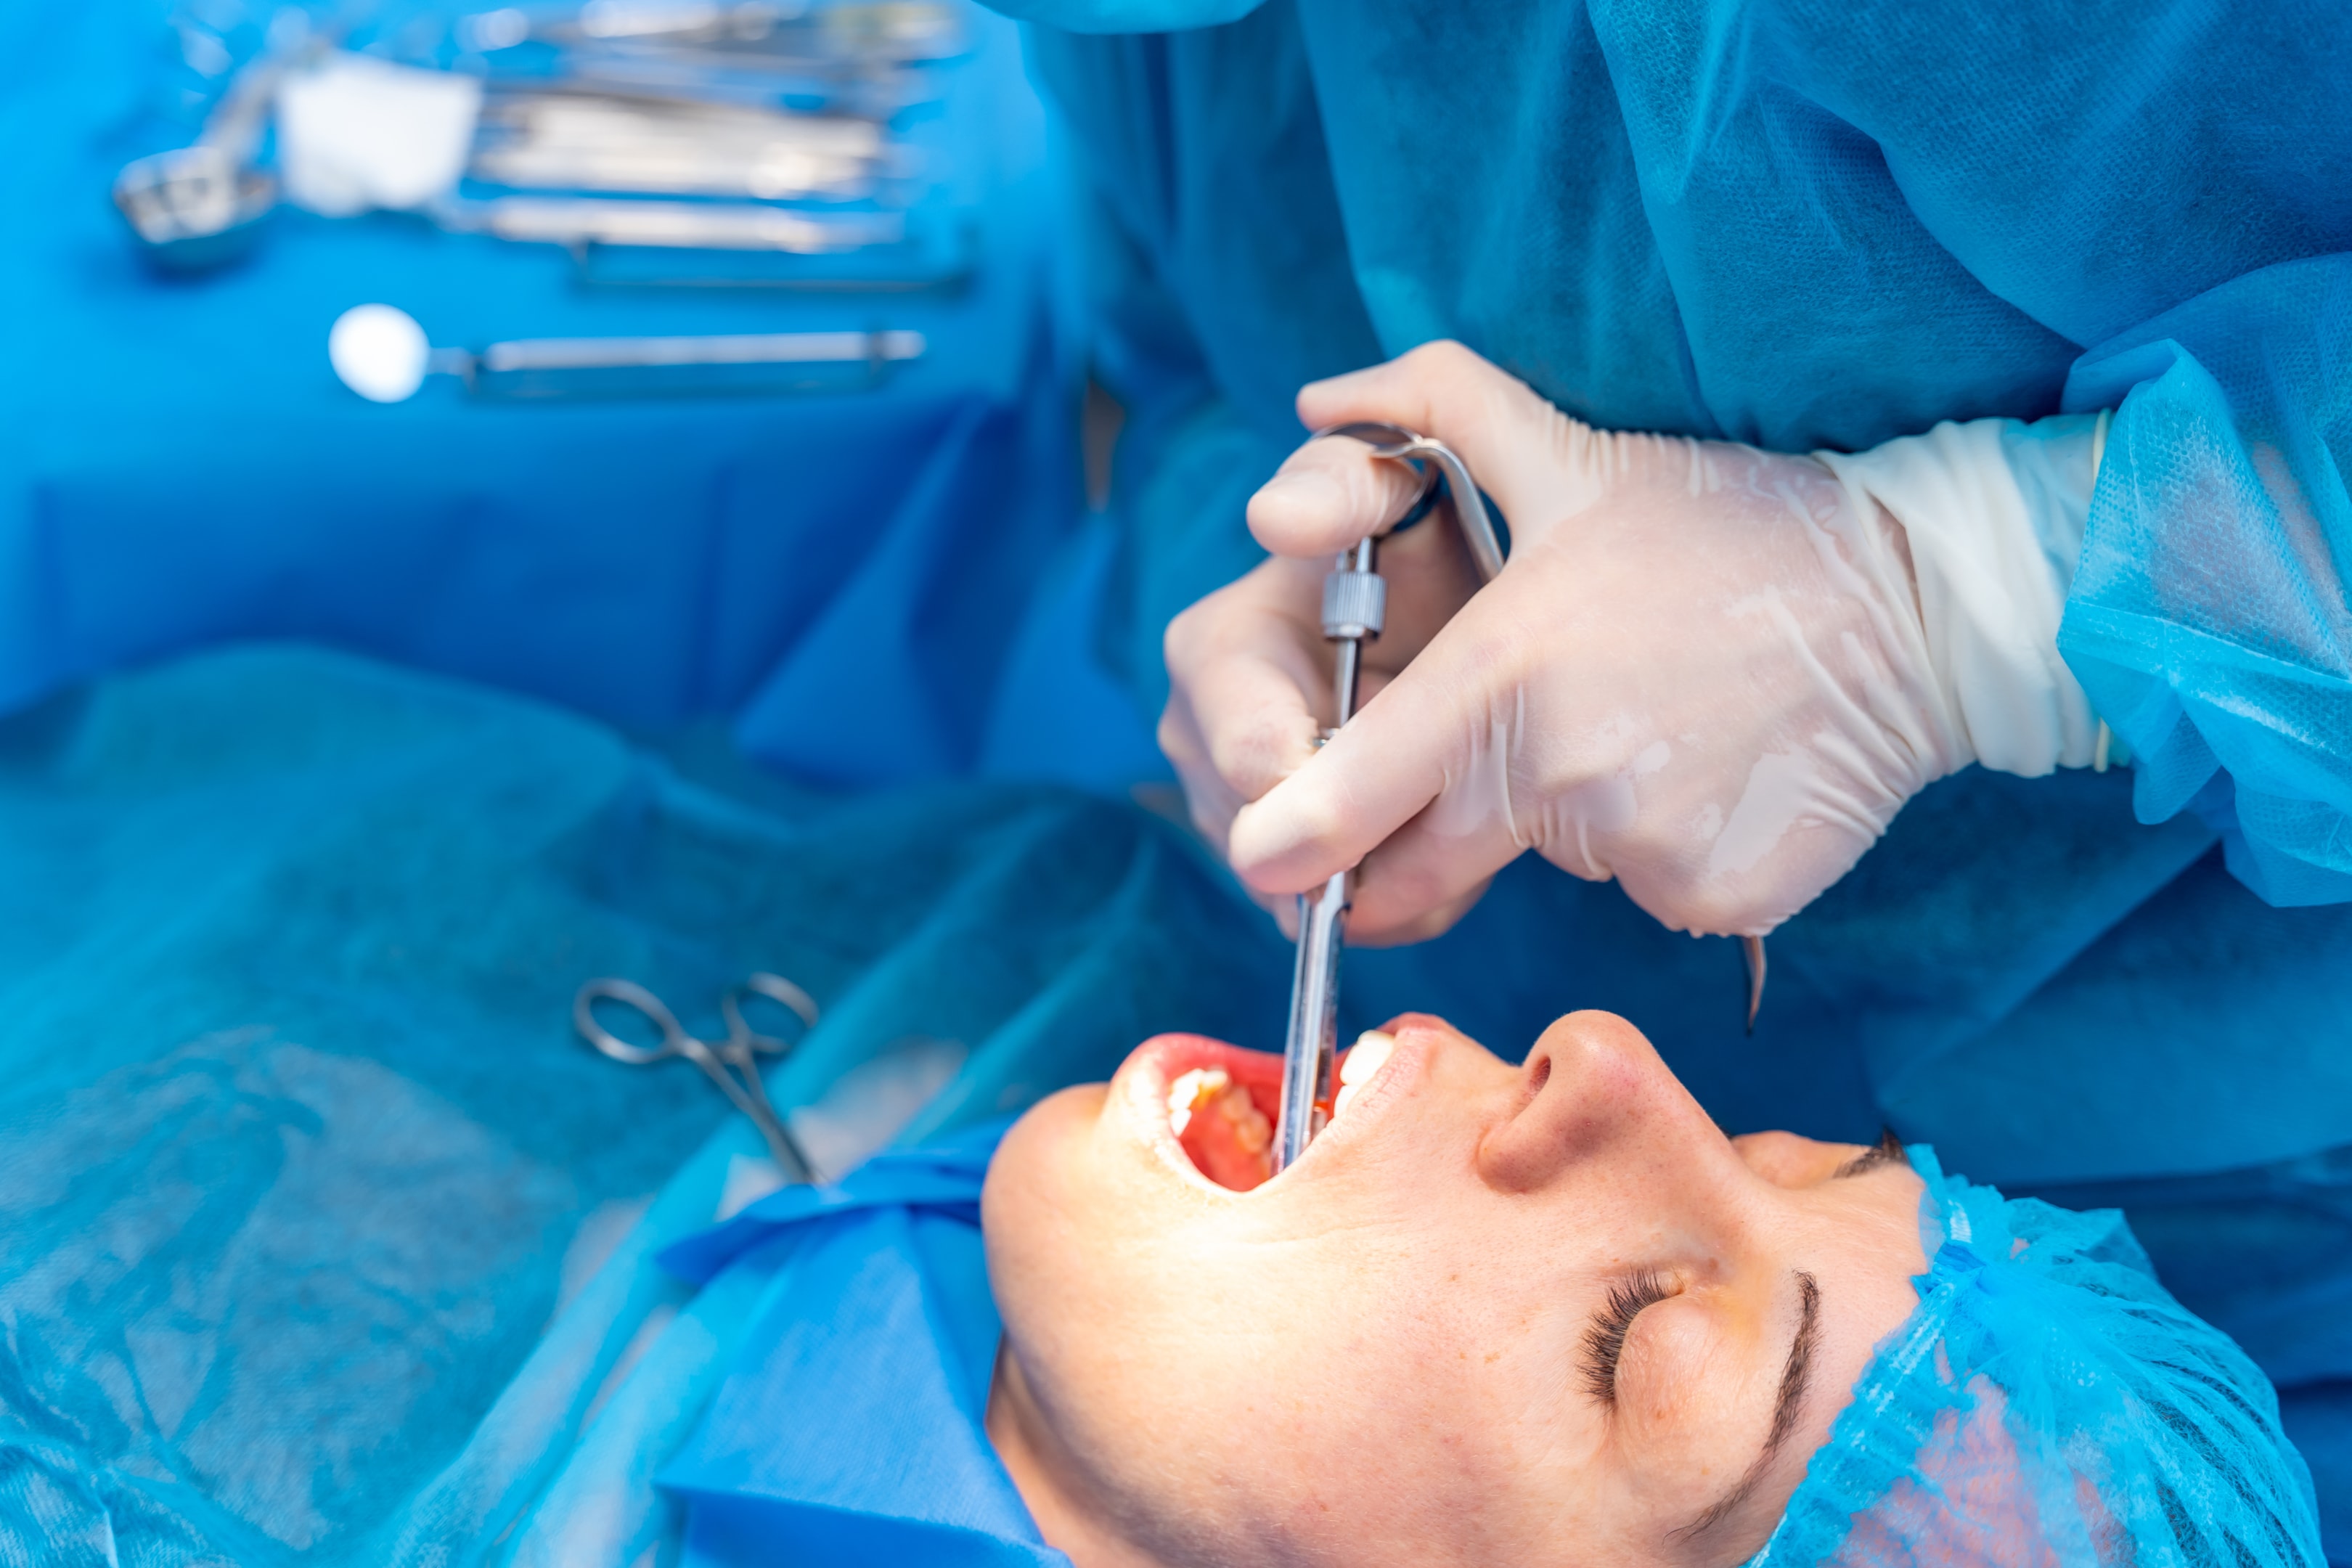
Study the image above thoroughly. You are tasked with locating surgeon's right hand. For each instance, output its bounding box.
[1158,425,1492,939]
[1160,340,1982,944]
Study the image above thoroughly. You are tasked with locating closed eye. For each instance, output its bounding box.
[1581,1269,1673,1407]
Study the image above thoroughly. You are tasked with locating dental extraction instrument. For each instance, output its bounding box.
[573,972,820,1182]
[327,302,923,402]
[1272,422,1507,1172]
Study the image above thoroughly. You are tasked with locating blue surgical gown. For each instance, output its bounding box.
[967,0,2352,1183]
[977,0,2352,1538]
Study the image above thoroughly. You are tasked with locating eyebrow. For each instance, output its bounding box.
[1833,1128,1906,1180]
[1670,1271,1821,1544]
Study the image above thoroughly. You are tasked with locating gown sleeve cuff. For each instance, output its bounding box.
[2058,256,2352,906]
[1817,415,2106,778]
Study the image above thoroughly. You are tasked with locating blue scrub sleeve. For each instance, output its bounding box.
[1021,13,1387,719]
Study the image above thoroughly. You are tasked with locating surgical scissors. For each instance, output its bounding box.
[573,973,819,1183]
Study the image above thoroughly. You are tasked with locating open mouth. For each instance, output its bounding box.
[1146,1031,1401,1192]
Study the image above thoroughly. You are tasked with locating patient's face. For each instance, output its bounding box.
[982,1013,1927,1568]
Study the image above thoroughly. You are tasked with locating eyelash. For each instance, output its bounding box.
[1582,1270,1674,1407]
[1834,1128,1907,1180]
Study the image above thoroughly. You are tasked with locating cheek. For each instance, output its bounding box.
[983,1086,1164,1362]
[1013,1242,1374,1556]
[1302,1294,1583,1562]
[981,1089,1101,1271]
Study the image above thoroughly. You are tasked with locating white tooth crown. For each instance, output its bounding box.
[1333,1030,1397,1119]
[1167,1067,1228,1137]
[1167,1066,1274,1162]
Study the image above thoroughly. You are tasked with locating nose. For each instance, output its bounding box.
[1474,1010,1739,1197]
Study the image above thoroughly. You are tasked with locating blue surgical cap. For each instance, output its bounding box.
[1751,1147,2325,1568]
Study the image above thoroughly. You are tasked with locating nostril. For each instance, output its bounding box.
[1480,1045,1573,1194]
[1525,1051,1551,1097]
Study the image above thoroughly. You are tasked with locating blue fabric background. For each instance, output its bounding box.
[654,1127,1065,1568]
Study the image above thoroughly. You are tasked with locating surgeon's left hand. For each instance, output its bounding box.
[1184,341,1973,942]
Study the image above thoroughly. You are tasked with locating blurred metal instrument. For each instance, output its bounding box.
[460,0,965,115]
[471,89,900,201]
[1272,423,1508,1172]
[443,192,904,251]
[574,973,820,1181]
[113,16,330,269]
[447,324,925,396]
[463,0,965,69]
[328,301,923,401]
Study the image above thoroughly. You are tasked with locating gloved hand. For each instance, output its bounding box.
[1160,340,1983,942]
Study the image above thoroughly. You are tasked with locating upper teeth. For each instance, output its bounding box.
[1332,1030,1396,1119]
[1167,1066,1273,1164]
[1167,1067,1228,1137]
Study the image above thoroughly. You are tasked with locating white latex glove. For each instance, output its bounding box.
[1160,341,2102,943]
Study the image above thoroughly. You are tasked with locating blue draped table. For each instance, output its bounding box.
[0,0,1124,789]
